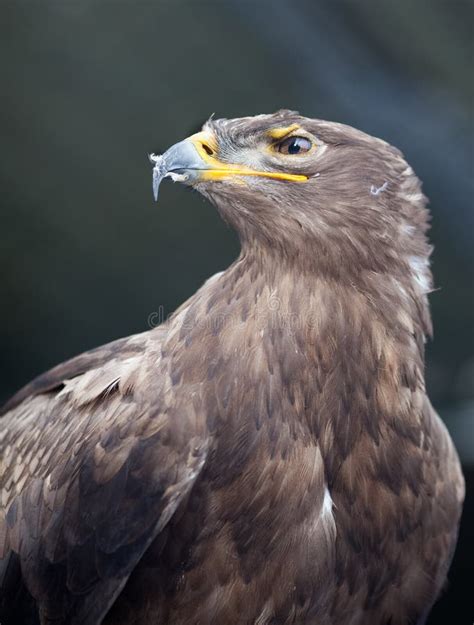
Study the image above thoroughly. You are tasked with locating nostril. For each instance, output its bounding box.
[202,143,214,156]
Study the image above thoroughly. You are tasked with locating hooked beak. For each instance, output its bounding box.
[149,130,308,201]
[149,139,206,201]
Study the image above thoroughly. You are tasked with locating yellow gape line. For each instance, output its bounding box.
[190,131,308,183]
[199,169,308,182]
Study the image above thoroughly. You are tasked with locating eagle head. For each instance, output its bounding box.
[150,110,432,297]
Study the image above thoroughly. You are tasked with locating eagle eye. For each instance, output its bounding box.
[275,136,312,155]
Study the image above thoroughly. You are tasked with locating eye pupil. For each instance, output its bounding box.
[288,138,301,154]
[276,136,312,155]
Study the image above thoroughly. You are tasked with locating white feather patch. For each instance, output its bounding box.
[408,255,431,293]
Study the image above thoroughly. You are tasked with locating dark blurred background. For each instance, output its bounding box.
[0,1,472,622]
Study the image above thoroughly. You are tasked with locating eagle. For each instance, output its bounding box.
[0,111,464,625]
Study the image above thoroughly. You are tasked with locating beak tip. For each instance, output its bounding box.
[152,166,162,201]
[153,176,160,201]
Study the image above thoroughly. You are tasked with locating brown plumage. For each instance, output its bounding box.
[0,111,464,625]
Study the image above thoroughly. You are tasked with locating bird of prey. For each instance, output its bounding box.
[0,111,464,625]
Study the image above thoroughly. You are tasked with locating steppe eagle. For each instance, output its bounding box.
[0,111,464,625]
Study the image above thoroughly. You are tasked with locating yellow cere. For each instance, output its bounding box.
[189,130,308,184]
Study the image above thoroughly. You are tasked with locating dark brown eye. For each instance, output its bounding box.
[276,136,312,155]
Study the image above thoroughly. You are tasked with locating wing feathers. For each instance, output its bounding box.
[0,329,210,624]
